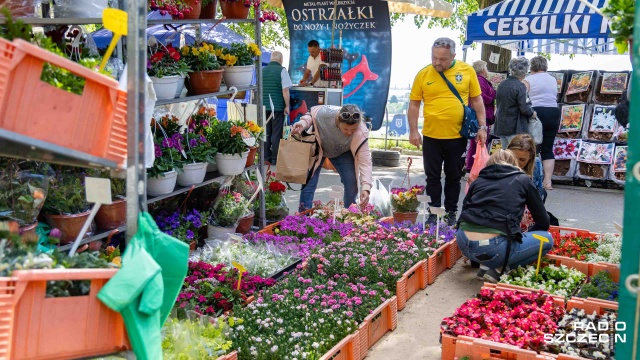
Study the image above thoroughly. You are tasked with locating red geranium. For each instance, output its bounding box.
[269,181,286,193]
[547,232,599,260]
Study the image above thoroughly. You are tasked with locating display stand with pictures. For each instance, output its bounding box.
[563,70,596,104]
[610,145,627,185]
[551,138,580,181]
[593,71,629,105]
[575,140,614,180]
[585,105,617,141]
[548,71,567,103]
[486,72,507,90]
[557,103,587,139]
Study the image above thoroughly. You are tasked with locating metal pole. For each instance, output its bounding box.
[125,0,148,242]
[331,0,337,47]
[255,6,266,229]
[384,107,389,151]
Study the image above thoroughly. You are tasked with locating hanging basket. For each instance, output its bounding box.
[220,0,250,19]
[147,170,178,196]
[215,151,249,176]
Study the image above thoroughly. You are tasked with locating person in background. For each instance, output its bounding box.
[456,149,553,283]
[507,134,545,199]
[292,104,372,211]
[408,37,487,226]
[262,51,293,166]
[298,40,328,88]
[493,57,536,149]
[465,60,496,175]
[523,56,561,190]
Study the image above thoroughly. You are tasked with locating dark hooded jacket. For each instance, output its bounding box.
[458,164,550,239]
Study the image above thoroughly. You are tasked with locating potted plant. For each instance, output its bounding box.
[230,176,257,234]
[602,0,634,56]
[389,185,425,224]
[215,42,261,87]
[207,189,250,238]
[94,171,126,231]
[188,105,219,172]
[148,115,185,196]
[181,42,224,95]
[200,0,217,18]
[177,131,217,186]
[147,43,191,100]
[42,171,92,244]
[218,0,257,19]
[0,158,53,235]
[155,208,207,250]
[240,120,265,167]
[253,172,288,225]
[207,120,251,175]
[148,0,194,19]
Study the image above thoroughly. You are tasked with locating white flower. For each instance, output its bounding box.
[271,345,279,352]
[312,342,320,349]
[256,337,262,342]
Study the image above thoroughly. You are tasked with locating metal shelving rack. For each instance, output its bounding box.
[0,3,266,243]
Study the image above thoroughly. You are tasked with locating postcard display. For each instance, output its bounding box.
[487,70,630,186]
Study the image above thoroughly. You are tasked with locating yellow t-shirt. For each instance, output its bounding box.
[410,60,482,139]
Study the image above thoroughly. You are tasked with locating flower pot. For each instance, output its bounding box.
[245,146,258,167]
[19,222,37,237]
[190,240,196,251]
[392,211,418,224]
[44,211,94,244]
[207,224,236,240]
[88,240,103,252]
[200,0,217,18]
[177,162,207,186]
[206,159,218,172]
[235,213,254,234]
[222,65,254,88]
[147,170,178,196]
[94,199,126,230]
[175,75,186,98]
[215,151,249,176]
[150,75,182,100]
[188,70,223,95]
[182,0,202,19]
[220,0,250,19]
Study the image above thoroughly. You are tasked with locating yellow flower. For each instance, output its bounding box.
[249,42,261,56]
[181,47,189,55]
[215,49,223,57]
[191,48,199,56]
[224,54,237,66]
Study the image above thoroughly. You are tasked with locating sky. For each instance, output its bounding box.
[276,15,632,90]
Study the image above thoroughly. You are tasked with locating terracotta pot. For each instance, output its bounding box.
[44,211,94,244]
[95,199,126,231]
[392,211,418,224]
[19,222,37,237]
[236,213,254,234]
[88,240,103,252]
[220,0,250,19]
[190,240,196,251]
[188,70,223,95]
[172,0,202,19]
[245,146,258,167]
[200,0,217,18]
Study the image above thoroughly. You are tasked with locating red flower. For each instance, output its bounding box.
[269,181,286,193]
[150,52,165,63]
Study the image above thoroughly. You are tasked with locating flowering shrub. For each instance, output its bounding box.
[209,190,250,228]
[155,209,207,244]
[499,265,586,299]
[390,185,425,212]
[441,289,564,350]
[547,232,599,261]
[576,270,619,301]
[546,308,616,358]
[162,316,239,359]
[231,273,388,359]
[274,215,353,244]
[245,232,323,259]
[585,233,621,264]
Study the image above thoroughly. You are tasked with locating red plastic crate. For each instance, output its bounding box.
[364,296,398,349]
[0,38,127,167]
[427,242,451,284]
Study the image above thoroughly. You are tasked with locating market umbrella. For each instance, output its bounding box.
[265,0,454,18]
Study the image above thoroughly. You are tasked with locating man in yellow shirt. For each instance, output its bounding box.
[408,37,487,226]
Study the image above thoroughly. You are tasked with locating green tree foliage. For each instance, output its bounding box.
[228,4,289,49]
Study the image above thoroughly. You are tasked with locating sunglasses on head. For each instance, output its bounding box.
[433,41,451,48]
[340,112,361,121]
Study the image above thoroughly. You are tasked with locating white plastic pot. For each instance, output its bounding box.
[177,162,207,186]
[207,224,237,240]
[147,170,177,196]
[222,65,254,88]
[206,159,218,172]
[150,75,182,100]
[214,151,249,176]
[175,75,186,98]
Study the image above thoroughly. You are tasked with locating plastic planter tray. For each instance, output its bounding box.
[319,333,358,360]
[268,257,303,282]
[361,296,398,351]
[395,259,427,311]
[546,225,616,278]
[590,262,620,282]
[566,297,618,315]
[0,38,127,167]
[441,334,556,360]
[427,242,452,285]
[2,268,129,360]
[482,283,566,307]
[216,351,238,360]
[449,238,461,267]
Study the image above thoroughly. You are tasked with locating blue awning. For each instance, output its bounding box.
[464,0,618,55]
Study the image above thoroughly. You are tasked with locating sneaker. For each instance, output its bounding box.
[445,212,457,227]
[426,214,438,227]
[482,269,501,283]
[476,265,489,280]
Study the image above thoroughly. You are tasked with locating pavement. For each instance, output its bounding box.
[280,154,625,360]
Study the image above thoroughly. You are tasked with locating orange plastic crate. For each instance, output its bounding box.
[566,297,618,315]
[451,335,554,360]
[364,296,398,349]
[396,275,407,311]
[216,351,238,360]
[482,283,566,308]
[405,259,428,303]
[427,242,451,284]
[590,262,620,282]
[0,39,127,167]
[4,269,129,360]
[354,322,368,360]
[546,225,605,278]
[319,333,357,360]
[448,239,460,268]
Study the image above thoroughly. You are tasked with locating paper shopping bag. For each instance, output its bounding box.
[275,137,312,184]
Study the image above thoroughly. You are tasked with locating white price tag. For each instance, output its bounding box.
[429,207,446,216]
[331,185,344,192]
[85,177,112,205]
[329,191,342,199]
[417,195,431,203]
[613,221,623,233]
[489,52,500,64]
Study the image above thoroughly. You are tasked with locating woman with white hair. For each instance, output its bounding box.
[493,57,536,148]
[466,60,497,173]
[524,56,560,190]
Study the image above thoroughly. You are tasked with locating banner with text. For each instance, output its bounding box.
[282,0,391,131]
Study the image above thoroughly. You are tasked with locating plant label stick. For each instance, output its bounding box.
[329,190,342,222]
[417,195,431,226]
[100,8,128,73]
[69,178,112,256]
[430,207,446,239]
[232,261,247,290]
[533,234,550,277]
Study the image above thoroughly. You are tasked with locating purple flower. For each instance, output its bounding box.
[189,138,198,148]
[161,138,173,149]
[186,230,194,239]
[154,144,162,157]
